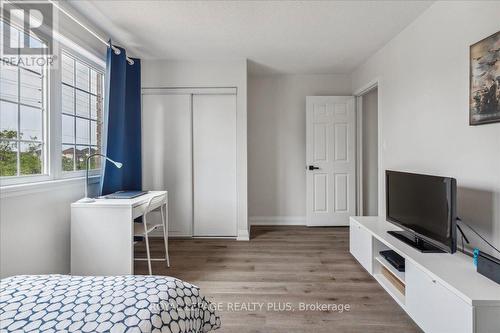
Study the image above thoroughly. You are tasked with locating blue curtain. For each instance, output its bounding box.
[101,45,142,195]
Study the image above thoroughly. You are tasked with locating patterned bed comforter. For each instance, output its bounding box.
[0,275,220,333]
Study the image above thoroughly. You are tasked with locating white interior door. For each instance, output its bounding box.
[306,96,356,226]
[142,94,193,237]
[193,94,237,236]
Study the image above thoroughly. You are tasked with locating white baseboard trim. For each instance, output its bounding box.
[249,216,306,226]
[236,229,250,241]
[147,230,192,238]
[148,230,241,239]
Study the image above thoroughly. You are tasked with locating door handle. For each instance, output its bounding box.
[308,165,320,171]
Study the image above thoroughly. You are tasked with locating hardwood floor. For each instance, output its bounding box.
[134,226,422,333]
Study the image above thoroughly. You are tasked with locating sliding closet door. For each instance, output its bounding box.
[142,94,193,236]
[193,94,237,236]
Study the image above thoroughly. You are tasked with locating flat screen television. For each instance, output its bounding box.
[386,170,457,253]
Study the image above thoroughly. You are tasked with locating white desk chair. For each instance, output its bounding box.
[134,193,170,274]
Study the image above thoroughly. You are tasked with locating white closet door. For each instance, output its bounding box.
[142,94,193,237]
[193,94,237,237]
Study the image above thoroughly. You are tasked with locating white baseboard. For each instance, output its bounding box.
[249,216,306,226]
[148,217,305,240]
[148,230,240,239]
[236,229,250,241]
[147,230,192,238]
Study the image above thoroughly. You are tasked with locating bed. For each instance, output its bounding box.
[0,275,221,332]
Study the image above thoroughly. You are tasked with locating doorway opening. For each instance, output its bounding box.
[356,86,379,216]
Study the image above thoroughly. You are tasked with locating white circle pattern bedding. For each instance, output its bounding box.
[0,275,221,333]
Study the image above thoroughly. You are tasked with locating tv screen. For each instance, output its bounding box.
[386,170,457,253]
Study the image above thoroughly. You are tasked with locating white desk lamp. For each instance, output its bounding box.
[79,153,123,203]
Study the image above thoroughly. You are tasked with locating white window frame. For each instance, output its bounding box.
[58,48,104,179]
[0,63,50,182]
[0,20,51,186]
[0,24,106,187]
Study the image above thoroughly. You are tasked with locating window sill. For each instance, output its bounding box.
[0,175,101,199]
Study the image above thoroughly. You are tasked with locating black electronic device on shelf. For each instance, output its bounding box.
[379,250,405,272]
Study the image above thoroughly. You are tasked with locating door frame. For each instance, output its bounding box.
[354,78,380,217]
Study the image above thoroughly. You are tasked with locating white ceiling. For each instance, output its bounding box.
[67,0,433,75]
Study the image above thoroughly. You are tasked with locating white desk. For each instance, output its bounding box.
[71,191,167,275]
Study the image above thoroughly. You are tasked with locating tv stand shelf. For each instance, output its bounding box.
[349,216,500,333]
[374,271,405,306]
[374,255,405,283]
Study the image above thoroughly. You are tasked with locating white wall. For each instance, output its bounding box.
[141,60,249,240]
[362,88,378,216]
[0,181,99,278]
[352,1,500,252]
[0,3,106,278]
[248,74,351,224]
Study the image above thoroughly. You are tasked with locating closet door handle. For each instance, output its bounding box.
[308,165,320,171]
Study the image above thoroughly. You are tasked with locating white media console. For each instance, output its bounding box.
[349,216,500,333]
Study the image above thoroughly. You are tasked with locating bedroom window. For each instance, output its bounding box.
[0,22,47,177]
[0,16,106,187]
[61,51,104,172]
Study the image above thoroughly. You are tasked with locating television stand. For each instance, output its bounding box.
[350,216,500,333]
[387,230,445,253]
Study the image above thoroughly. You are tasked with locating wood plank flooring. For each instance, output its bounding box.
[134,226,422,333]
